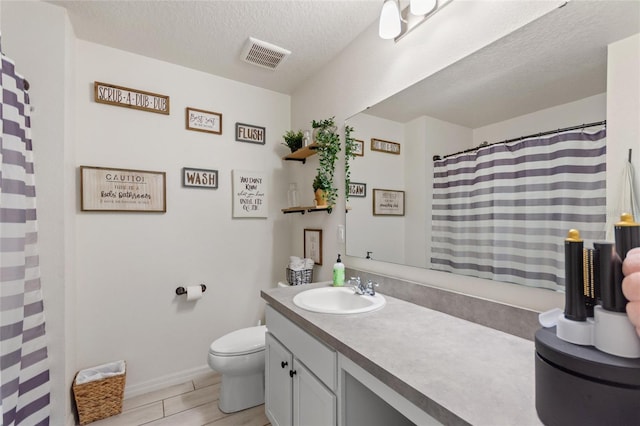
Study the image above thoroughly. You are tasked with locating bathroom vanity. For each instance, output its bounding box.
[261,282,541,426]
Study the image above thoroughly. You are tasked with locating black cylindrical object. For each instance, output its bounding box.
[535,327,640,426]
[604,213,640,313]
[564,229,586,321]
[614,213,640,261]
[593,242,624,312]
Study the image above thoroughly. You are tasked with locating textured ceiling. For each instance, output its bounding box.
[47,0,382,95]
[365,1,640,128]
[46,1,639,127]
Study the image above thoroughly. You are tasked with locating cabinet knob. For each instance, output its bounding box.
[281,361,288,369]
[289,369,297,378]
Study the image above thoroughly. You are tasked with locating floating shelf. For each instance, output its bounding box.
[281,205,332,215]
[282,143,319,164]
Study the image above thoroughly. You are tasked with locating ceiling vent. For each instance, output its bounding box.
[241,37,291,70]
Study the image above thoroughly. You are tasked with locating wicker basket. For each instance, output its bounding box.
[286,268,313,285]
[73,363,126,425]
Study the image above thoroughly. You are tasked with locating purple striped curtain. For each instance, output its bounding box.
[1,48,51,424]
[431,128,607,290]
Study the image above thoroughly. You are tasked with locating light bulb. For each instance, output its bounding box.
[410,0,437,16]
[379,0,401,40]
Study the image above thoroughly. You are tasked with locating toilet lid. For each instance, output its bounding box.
[209,325,267,356]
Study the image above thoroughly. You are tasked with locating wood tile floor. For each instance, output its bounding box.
[87,371,270,426]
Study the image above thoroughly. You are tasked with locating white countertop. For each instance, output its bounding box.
[262,282,542,426]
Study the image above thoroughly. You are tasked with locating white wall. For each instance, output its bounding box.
[403,117,429,268]
[74,40,291,396]
[2,2,293,419]
[290,1,567,310]
[607,33,640,235]
[345,113,405,264]
[473,93,606,144]
[2,2,76,424]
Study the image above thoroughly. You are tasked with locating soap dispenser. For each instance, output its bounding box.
[333,254,345,287]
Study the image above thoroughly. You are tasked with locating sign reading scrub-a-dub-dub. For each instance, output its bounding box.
[232,170,267,218]
[94,82,170,115]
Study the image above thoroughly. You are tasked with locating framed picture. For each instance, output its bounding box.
[182,167,218,189]
[186,107,222,134]
[232,170,268,218]
[371,138,401,155]
[348,182,367,198]
[94,81,170,115]
[235,122,266,145]
[304,228,323,265]
[353,139,364,156]
[373,188,405,216]
[80,166,166,212]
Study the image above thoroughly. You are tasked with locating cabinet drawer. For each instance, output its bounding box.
[266,305,337,390]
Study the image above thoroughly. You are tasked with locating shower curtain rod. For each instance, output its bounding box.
[433,120,606,161]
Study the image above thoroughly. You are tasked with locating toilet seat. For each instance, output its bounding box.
[209,325,267,356]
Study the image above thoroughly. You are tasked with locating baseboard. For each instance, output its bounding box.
[123,364,212,400]
[66,411,76,426]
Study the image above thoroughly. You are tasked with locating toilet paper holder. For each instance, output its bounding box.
[175,284,207,296]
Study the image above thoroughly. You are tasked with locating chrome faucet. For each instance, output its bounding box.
[348,277,378,296]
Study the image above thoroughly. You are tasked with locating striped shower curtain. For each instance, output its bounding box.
[1,47,51,424]
[431,128,607,290]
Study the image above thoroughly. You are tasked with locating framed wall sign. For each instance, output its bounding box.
[304,228,323,265]
[353,139,364,156]
[235,122,266,145]
[80,166,166,212]
[94,81,170,115]
[373,188,405,216]
[183,167,218,189]
[186,107,222,134]
[348,182,367,198]
[371,138,401,155]
[232,170,268,218]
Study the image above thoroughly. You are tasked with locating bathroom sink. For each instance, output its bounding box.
[292,286,386,314]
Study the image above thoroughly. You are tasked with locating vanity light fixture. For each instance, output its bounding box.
[378,0,402,40]
[410,0,437,16]
[378,0,454,41]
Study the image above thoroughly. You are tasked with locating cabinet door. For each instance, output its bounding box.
[266,333,294,426]
[293,360,337,426]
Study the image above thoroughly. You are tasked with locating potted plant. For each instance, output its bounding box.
[312,174,331,207]
[282,130,304,153]
[312,117,340,207]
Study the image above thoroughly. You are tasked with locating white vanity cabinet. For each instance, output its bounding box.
[265,305,337,426]
[265,333,293,426]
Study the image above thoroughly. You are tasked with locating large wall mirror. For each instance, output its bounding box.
[345,1,639,290]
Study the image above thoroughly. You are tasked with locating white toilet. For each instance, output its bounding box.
[207,325,267,413]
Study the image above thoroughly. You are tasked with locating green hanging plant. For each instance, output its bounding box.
[344,124,357,202]
[312,117,340,207]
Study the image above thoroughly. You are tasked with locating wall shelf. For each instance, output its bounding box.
[281,206,332,215]
[282,143,318,164]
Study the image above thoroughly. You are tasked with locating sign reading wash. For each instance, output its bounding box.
[232,170,267,218]
[183,168,218,189]
[94,81,170,115]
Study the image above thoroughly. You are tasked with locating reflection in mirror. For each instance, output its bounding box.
[345,2,640,290]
